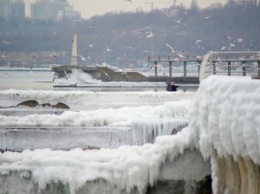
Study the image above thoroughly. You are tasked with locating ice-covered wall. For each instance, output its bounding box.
[0,129,203,194]
[189,75,260,194]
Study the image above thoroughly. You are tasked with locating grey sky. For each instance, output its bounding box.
[26,0,227,19]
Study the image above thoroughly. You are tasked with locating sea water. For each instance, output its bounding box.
[0,70,54,90]
[0,70,198,92]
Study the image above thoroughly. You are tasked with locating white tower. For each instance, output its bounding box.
[71,34,78,66]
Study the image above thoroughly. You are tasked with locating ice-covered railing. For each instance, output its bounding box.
[199,51,260,82]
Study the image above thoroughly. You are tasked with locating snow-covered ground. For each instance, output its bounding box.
[0,75,259,194]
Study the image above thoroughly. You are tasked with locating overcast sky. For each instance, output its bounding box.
[26,0,227,19]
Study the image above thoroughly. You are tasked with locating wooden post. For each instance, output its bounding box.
[154,61,157,77]
[228,61,231,76]
[213,62,216,75]
[184,61,187,77]
[242,62,246,76]
[169,61,172,78]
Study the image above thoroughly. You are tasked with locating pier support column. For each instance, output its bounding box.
[242,62,246,76]
[169,62,172,78]
[154,62,158,77]
[184,61,187,77]
[213,62,216,75]
[228,61,231,76]
[258,61,260,78]
[213,151,260,194]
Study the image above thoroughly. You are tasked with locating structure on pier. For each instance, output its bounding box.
[148,51,260,82]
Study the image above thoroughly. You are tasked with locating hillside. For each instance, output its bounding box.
[0,3,259,68]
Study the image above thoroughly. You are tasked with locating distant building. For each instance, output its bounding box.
[31,0,81,21]
[0,0,25,20]
[63,5,81,21]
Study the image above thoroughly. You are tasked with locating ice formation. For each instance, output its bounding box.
[0,75,259,194]
[0,100,191,128]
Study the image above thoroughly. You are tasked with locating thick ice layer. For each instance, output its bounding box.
[0,109,64,116]
[190,76,260,163]
[0,97,193,194]
[132,118,187,145]
[0,91,191,154]
[0,127,133,151]
[0,100,191,128]
[188,75,260,193]
[0,119,187,151]
[0,75,259,194]
[0,127,196,194]
[0,149,210,194]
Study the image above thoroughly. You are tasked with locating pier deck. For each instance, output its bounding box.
[148,51,260,80]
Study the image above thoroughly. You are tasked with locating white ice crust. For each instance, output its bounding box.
[0,75,259,194]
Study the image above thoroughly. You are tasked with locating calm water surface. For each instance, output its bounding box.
[0,71,54,90]
[0,71,163,91]
[0,70,198,92]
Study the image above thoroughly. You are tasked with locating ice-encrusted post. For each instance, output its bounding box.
[169,61,172,78]
[154,61,158,77]
[183,61,187,77]
[228,61,231,76]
